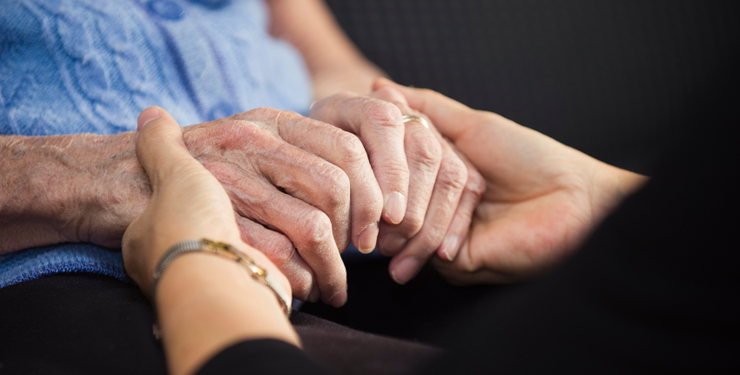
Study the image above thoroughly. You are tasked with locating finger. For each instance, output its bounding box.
[387,144,468,284]
[186,116,354,253]
[369,87,442,256]
[436,152,487,261]
[373,77,478,142]
[252,109,383,254]
[375,121,440,256]
[235,240,294,309]
[311,93,410,225]
[216,169,347,307]
[431,256,512,286]
[236,216,319,302]
[135,106,193,185]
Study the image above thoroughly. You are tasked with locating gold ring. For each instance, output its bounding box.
[402,114,429,129]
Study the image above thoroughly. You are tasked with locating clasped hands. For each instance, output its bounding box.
[123,78,647,309]
[124,82,481,307]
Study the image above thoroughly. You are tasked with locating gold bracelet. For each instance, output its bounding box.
[151,238,291,325]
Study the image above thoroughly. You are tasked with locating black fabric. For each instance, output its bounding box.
[0,274,439,375]
[196,340,326,375]
[300,256,510,346]
[0,274,167,375]
[326,0,740,174]
[292,312,441,375]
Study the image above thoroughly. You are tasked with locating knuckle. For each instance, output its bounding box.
[406,131,442,167]
[334,132,368,166]
[238,107,278,120]
[264,236,298,267]
[333,91,359,101]
[315,162,351,208]
[401,210,425,235]
[292,278,314,300]
[466,168,487,196]
[416,226,446,249]
[298,210,334,249]
[362,99,403,128]
[371,86,405,103]
[438,157,468,192]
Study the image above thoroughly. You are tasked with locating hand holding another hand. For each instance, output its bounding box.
[373,79,647,284]
[311,88,485,284]
[121,107,292,302]
[180,108,388,306]
[122,107,298,375]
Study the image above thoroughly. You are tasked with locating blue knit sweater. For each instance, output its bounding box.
[0,0,312,287]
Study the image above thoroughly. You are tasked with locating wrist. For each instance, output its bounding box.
[0,132,148,253]
[70,132,149,247]
[589,160,649,219]
[47,132,148,247]
[156,252,298,375]
[312,61,385,99]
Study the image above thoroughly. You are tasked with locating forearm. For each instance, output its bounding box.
[157,253,299,375]
[266,0,384,98]
[0,133,148,254]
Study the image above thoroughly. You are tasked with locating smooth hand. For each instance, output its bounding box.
[375,79,647,284]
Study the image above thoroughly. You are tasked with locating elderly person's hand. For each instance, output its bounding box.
[310,86,485,284]
[122,107,298,375]
[373,79,648,284]
[179,107,388,306]
[1,106,387,306]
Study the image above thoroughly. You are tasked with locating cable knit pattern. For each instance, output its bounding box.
[0,0,312,287]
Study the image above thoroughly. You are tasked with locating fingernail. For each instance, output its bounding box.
[381,233,407,255]
[138,107,162,130]
[440,235,460,261]
[357,222,378,254]
[308,284,320,303]
[384,192,406,224]
[391,258,422,285]
[329,285,348,308]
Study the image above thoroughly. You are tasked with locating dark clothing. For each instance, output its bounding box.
[0,273,439,375]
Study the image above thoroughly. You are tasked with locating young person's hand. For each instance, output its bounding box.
[375,79,647,284]
[122,107,298,375]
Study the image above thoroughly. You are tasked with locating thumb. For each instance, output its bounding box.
[135,106,192,188]
[373,77,478,142]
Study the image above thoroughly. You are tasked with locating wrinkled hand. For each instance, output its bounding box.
[179,107,386,306]
[121,107,291,303]
[310,86,485,284]
[374,79,647,284]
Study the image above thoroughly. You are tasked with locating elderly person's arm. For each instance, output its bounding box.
[0,107,384,306]
[0,133,147,254]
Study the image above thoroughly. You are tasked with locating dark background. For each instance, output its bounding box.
[325,0,740,174]
[301,0,740,342]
